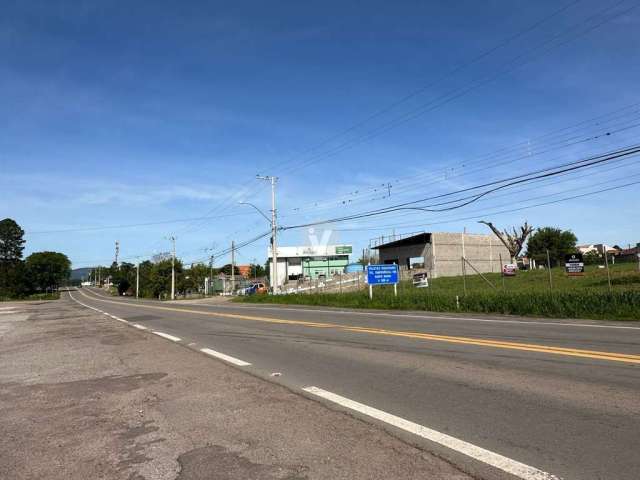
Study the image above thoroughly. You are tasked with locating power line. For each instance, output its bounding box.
[281,144,640,230]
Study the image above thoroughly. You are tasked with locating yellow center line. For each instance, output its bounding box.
[75,289,640,365]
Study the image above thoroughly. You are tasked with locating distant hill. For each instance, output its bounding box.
[70,267,93,281]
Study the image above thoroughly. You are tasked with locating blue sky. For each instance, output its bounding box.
[2,0,640,268]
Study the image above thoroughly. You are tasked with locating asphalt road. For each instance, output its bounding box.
[72,288,640,480]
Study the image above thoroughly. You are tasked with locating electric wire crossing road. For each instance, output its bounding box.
[69,288,640,480]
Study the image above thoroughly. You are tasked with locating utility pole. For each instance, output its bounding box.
[231,240,236,295]
[257,175,279,294]
[209,255,214,296]
[167,236,176,300]
[136,262,140,299]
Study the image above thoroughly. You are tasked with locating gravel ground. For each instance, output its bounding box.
[0,297,471,480]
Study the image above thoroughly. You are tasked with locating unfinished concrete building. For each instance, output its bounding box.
[371,232,510,278]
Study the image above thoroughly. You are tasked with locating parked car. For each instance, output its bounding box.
[246,282,267,295]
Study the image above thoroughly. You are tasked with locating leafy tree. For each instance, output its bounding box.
[0,218,26,262]
[583,250,602,265]
[25,251,71,292]
[220,263,240,276]
[117,279,131,295]
[147,259,182,299]
[250,263,266,278]
[526,227,578,267]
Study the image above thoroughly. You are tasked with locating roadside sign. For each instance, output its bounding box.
[366,264,399,299]
[565,253,584,276]
[502,264,517,276]
[412,272,429,288]
[367,264,399,285]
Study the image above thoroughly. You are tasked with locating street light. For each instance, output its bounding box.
[239,176,279,293]
[238,201,271,224]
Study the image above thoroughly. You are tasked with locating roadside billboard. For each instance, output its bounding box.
[565,253,585,276]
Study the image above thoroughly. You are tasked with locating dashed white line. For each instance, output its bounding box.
[302,386,560,480]
[200,348,251,366]
[0,310,18,315]
[132,324,148,330]
[152,331,181,342]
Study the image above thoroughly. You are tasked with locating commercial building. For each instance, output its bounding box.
[371,231,510,278]
[268,244,352,286]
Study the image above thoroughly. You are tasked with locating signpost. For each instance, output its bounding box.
[366,264,399,299]
[502,264,517,276]
[565,253,585,276]
[412,272,429,288]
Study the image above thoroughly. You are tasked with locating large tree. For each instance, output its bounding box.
[526,227,578,267]
[479,221,534,262]
[0,218,25,263]
[25,251,71,292]
[0,219,27,298]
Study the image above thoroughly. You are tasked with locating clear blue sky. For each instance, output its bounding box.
[2,0,639,268]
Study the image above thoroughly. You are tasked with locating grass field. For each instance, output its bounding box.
[238,262,640,321]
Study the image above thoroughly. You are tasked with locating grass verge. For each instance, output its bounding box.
[238,287,640,321]
[0,292,60,302]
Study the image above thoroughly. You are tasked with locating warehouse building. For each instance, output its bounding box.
[268,244,352,286]
[371,232,509,278]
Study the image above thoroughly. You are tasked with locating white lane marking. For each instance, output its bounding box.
[200,348,251,366]
[303,386,560,480]
[152,331,181,342]
[132,324,148,330]
[0,306,18,311]
[69,291,128,323]
[0,310,18,315]
[192,303,640,331]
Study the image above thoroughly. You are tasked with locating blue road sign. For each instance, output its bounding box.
[367,264,399,285]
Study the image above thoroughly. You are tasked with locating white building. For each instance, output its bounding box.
[268,244,352,287]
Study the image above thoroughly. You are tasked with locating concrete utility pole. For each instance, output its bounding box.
[230,240,236,294]
[167,236,176,300]
[136,262,140,299]
[209,255,214,295]
[256,175,279,294]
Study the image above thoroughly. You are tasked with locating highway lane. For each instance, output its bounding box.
[72,288,640,480]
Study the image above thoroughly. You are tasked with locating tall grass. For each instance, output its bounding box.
[239,263,640,321]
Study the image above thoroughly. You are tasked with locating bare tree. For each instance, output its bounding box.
[479,221,534,263]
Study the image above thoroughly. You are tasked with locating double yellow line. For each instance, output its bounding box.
[75,289,640,365]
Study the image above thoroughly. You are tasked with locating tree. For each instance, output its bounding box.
[479,221,534,262]
[220,263,240,276]
[117,279,131,295]
[0,219,27,298]
[25,251,71,292]
[0,218,26,263]
[526,227,578,267]
[250,263,266,278]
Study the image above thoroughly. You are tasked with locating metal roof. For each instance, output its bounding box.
[371,232,431,249]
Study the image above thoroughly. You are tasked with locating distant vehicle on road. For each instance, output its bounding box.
[245,282,267,295]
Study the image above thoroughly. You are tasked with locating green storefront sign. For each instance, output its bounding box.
[335,246,352,254]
